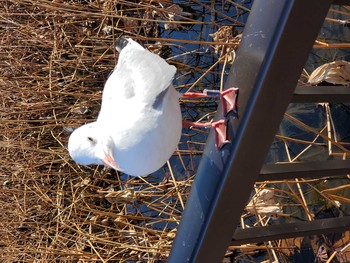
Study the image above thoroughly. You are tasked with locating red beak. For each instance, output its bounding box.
[101,153,123,172]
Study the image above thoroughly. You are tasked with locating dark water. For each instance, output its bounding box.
[125,2,350,262]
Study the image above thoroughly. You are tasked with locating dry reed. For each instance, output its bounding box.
[0,0,349,262]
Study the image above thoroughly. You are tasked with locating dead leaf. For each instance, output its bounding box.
[308,60,350,86]
[209,26,240,62]
[246,189,283,216]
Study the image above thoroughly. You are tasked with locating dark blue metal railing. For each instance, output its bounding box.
[168,0,350,262]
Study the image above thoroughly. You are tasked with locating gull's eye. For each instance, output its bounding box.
[87,136,95,143]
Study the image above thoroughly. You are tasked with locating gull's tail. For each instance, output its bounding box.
[115,37,129,53]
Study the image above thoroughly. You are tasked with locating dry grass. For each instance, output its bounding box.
[0,0,349,262]
[0,0,226,261]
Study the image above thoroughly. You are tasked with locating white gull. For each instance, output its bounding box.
[68,38,182,177]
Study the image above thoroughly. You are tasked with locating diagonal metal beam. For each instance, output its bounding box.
[168,0,333,262]
[259,159,350,181]
[333,0,349,4]
[292,86,350,103]
[231,217,350,245]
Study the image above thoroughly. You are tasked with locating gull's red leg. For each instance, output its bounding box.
[182,120,212,129]
[182,88,239,116]
[182,88,238,149]
[182,92,209,98]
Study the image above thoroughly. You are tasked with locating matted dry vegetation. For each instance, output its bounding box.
[0,0,350,262]
[0,0,230,261]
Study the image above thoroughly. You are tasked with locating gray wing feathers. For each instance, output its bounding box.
[100,38,176,119]
[116,46,176,105]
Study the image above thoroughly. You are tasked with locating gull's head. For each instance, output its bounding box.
[68,123,122,171]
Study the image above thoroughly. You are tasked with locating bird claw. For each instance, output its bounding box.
[182,87,239,150]
[211,120,230,149]
[220,87,239,116]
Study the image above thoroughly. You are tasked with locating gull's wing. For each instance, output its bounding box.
[97,39,176,122]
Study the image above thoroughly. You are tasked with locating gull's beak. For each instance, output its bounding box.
[102,153,123,172]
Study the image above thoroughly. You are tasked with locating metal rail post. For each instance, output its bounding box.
[168,0,334,262]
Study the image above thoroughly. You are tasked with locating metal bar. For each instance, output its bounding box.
[168,1,332,262]
[231,217,350,245]
[292,86,350,103]
[333,0,349,4]
[259,159,350,181]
